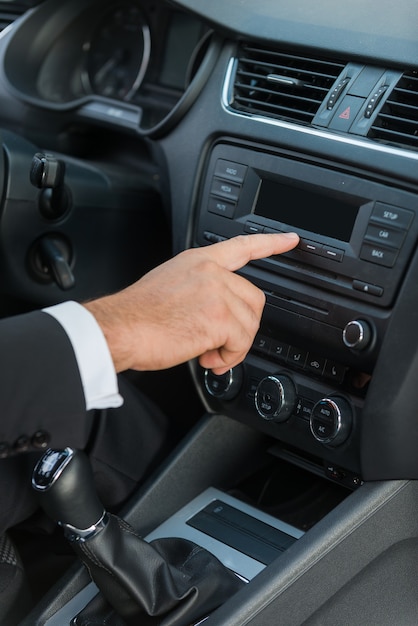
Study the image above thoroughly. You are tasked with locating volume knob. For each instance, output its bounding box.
[343,319,372,351]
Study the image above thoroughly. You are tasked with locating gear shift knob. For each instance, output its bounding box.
[32,447,105,539]
[32,447,243,625]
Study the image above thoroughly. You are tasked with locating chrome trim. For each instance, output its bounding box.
[125,24,151,101]
[204,368,233,397]
[60,511,108,543]
[310,398,341,444]
[81,15,151,103]
[222,57,418,163]
[255,375,284,420]
[343,320,364,349]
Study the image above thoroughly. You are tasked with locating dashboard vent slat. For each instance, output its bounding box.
[230,43,346,124]
[369,70,418,150]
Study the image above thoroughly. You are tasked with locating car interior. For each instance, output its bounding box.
[0,0,418,624]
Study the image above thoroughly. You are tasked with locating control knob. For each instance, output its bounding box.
[255,374,296,422]
[342,319,372,351]
[310,396,353,446]
[204,365,243,400]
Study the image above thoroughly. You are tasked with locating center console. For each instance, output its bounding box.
[22,414,418,626]
[193,139,418,485]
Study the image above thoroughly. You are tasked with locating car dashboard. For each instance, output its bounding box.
[0,0,418,624]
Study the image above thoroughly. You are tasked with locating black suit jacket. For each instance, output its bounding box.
[0,310,92,457]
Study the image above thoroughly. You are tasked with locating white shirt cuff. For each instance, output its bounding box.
[43,301,124,411]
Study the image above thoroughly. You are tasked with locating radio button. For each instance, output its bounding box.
[210,179,241,201]
[321,245,344,262]
[244,221,264,234]
[360,242,398,267]
[371,203,413,230]
[298,239,323,255]
[352,279,383,297]
[214,159,247,184]
[208,197,236,218]
[263,226,282,234]
[364,223,406,248]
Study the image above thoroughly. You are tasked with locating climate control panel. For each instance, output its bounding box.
[197,350,363,489]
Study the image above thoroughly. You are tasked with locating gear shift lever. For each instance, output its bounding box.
[33,448,243,626]
[32,447,106,540]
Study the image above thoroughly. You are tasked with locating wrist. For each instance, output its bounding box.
[83,296,133,373]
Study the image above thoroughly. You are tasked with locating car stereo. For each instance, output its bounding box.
[192,141,418,484]
[195,142,417,308]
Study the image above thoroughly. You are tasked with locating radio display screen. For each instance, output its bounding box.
[253,178,360,242]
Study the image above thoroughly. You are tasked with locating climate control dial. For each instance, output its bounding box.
[204,366,243,400]
[255,374,296,422]
[310,396,353,446]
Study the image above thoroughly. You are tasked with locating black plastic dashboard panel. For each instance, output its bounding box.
[170,0,418,67]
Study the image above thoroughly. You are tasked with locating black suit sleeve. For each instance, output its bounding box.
[0,310,92,456]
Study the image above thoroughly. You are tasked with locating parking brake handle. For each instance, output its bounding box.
[32,448,243,626]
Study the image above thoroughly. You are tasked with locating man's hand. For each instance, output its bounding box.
[84,233,299,374]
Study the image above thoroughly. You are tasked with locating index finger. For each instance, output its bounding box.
[204,232,300,272]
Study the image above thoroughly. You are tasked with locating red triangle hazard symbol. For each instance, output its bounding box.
[339,106,351,120]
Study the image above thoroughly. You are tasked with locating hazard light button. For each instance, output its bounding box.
[328,95,364,132]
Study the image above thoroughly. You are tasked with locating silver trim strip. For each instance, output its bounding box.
[60,511,108,543]
[125,24,151,101]
[145,487,304,580]
[222,58,418,163]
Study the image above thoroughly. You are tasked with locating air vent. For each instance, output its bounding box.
[231,43,346,125]
[369,70,418,150]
